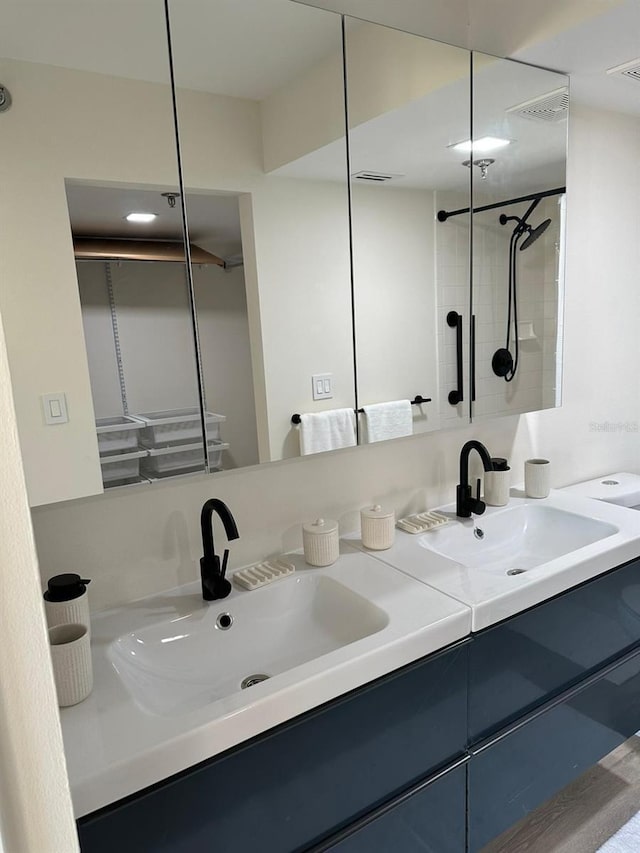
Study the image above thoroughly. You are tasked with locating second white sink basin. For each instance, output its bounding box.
[419,503,618,576]
[110,573,388,716]
[346,492,640,631]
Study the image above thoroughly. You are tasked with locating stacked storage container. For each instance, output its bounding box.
[134,408,229,479]
[96,416,147,487]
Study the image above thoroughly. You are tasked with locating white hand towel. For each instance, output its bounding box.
[299,408,357,456]
[362,400,413,443]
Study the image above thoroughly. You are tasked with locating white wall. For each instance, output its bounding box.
[351,184,440,434]
[77,260,200,416]
[193,264,260,469]
[0,315,78,853]
[30,103,640,614]
[77,260,260,470]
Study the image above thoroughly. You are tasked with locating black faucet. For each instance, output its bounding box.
[456,441,494,518]
[200,499,240,601]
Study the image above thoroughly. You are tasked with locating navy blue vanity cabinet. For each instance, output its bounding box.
[78,641,469,853]
[317,761,467,853]
[469,556,640,742]
[468,643,640,851]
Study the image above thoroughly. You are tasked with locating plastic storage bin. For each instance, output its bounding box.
[96,416,145,454]
[140,440,229,478]
[134,408,226,446]
[100,449,147,485]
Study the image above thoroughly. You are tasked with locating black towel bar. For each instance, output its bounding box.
[291,395,431,425]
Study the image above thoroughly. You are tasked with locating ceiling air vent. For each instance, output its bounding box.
[607,58,640,82]
[351,171,404,183]
[507,87,569,123]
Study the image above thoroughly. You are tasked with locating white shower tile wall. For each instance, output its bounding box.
[471,195,560,418]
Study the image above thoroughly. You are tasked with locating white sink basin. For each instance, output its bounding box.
[110,574,388,716]
[60,547,471,818]
[346,492,640,632]
[563,472,640,511]
[419,504,618,576]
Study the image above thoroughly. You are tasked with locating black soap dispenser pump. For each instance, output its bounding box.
[484,457,511,507]
[43,573,91,631]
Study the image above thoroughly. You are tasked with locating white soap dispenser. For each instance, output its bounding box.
[43,573,91,632]
[484,457,511,507]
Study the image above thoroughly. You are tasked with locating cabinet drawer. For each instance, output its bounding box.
[470,557,640,741]
[78,642,468,853]
[319,761,466,853]
[468,645,640,852]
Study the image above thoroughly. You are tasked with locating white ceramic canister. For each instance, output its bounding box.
[525,458,551,499]
[360,505,395,550]
[44,573,91,632]
[48,623,93,707]
[484,458,511,507]
[303,518,339,567]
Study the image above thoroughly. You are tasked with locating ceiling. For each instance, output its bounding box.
[0,0,341,101]
[0,0,638,113]
[515,0,640,117]
[6,0,636,242]
[65,183,243,257]
[274,55,567,194]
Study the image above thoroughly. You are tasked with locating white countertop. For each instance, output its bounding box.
[346,491,640,631]
[61,544,470,818]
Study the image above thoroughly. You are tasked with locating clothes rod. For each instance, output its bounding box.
[291,395,431,425]
[437,186,566,223]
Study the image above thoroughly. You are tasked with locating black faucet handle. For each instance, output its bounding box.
[476,478,481,502]
[220,549,230,579]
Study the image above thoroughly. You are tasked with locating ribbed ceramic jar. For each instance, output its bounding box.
[525,458,551,498]
[303,518,339,567]
[360,505,395,550]
[49,623,93,707]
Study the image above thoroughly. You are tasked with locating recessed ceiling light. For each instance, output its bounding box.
[125,212,157,223]
[449,136,512,154]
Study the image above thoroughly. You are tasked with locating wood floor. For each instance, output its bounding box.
[482,737,640,853]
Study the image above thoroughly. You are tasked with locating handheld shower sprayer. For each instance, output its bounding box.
[492,198,551,382]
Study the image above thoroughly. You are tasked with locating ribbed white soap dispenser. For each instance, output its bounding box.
[43,573,91,632]
[303,518,339,566]
[484,457,511,507]
[360,505,395,550]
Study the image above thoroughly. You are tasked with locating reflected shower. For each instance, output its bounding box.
[492,198,551,382]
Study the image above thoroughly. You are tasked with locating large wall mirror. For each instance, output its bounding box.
[168,0,355,470]
[343,18,472,443]
[468,53,568,420]
[0,0,569,500]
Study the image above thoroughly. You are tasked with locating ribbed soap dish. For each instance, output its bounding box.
[397,510,450,534]
[233,557,296,591]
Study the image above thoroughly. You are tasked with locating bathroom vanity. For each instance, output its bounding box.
[64,492,640,852]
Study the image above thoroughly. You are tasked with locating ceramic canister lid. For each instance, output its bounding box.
[303,518,339,536]
[360,504,394,520]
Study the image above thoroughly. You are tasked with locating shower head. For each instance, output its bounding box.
[520,218,551,250]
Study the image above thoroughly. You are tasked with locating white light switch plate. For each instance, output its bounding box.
[42,392,69,425]
[312,373,333,401]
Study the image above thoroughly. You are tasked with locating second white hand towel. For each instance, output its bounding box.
[299,408,357,455]
[362,400,413,443]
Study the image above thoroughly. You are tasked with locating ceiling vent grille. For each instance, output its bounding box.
[507,87,569,123]
[351,170,404,183]
[607,58,640,82]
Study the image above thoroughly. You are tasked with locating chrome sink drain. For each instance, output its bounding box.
[507,568,526,576]
[241,674,270,689]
